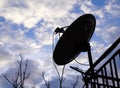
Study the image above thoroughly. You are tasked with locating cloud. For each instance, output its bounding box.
[40,75,84,88]
[95,25,120,44]
[80,1,96,13]
[0,0,120,87]
[0,0,76,28]
[105,0,120,18]
[0,47,14,73]
[90,40,109,61]
[0,58,44,88]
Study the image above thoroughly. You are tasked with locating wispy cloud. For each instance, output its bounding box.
[0,0,75,28]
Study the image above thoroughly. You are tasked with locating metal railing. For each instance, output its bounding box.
[84,37,120,88]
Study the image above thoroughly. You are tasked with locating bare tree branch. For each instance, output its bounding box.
[2,54,30,88]
[2,74,14,86]
[52,61,66,88]
[39,72,50,88]
[71,76,80,88]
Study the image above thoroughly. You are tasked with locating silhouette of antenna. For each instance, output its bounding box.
[53,14,96,67]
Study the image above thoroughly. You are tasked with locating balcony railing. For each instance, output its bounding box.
[83,37,120,88]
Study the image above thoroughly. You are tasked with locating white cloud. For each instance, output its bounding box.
[91,41,108,58]
[0,0,75,28]
[96,25,120,44]
[105,0,120,17]
[80,1,95,13]
[0,36,15,72]
[0,0,120,87]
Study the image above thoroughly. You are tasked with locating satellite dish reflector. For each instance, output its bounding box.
[53,14,96,65]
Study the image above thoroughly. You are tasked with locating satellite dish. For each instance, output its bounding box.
[53,14,96,65]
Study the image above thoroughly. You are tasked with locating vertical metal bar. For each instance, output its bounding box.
[96,77,99,88]
[93,78,96,88]
[110,61,115,87]
[85,75,88,88]
[101,69,105,88]
[90,78,92,88]
[96,78,100,88]
[87,44,95,88]
[88,49,94,71]
[113,58,119,87]
[87,49,95,88]
[104,66,108,87]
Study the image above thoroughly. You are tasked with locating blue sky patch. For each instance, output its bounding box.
[0,16,6,22]
[70,4,82,14]
[25,29,36,39]
[92,0,107,7]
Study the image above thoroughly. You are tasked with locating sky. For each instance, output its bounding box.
[0,0,120,88]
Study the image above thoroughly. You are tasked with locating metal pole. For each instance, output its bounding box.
[87,49,94,70]
[87,45,96,88]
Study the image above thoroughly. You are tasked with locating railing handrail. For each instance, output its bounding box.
[96,49,120,73]
[86,37,120,74]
